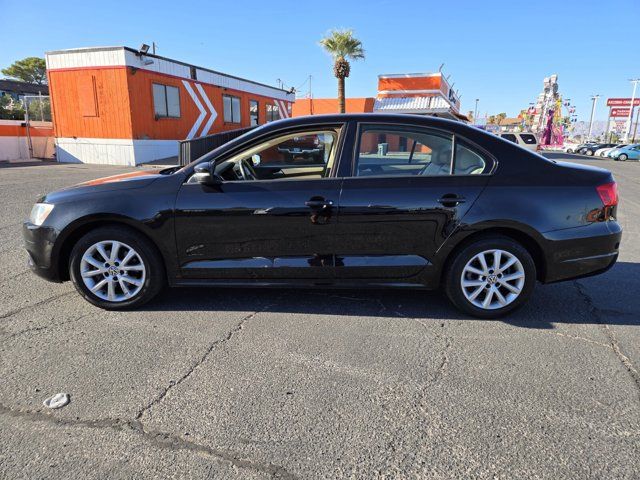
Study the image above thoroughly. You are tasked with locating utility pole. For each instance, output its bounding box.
[474,98,479,125]
[623,78,639,143]
[633,105,640,143]
[587,95,600,142]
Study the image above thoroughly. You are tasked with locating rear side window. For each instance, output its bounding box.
[519,134,537,144]
[502,134,517,143]
[453,141,488,175]
[355,125,453,177]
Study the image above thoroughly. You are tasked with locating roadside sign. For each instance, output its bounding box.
[611,108,631,117]
[606,98,640,107]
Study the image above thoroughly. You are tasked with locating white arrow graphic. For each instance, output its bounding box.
[182,80,206,139]
[195,83,217,136]
[276,99,290,119]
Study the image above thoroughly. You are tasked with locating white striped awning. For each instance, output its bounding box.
[373,95,453,113]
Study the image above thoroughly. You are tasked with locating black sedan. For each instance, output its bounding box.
[579,143,617,156]
[23,114,621,318]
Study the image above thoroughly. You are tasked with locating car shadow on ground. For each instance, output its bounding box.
[139,262,640,330]
[0,160,57,169]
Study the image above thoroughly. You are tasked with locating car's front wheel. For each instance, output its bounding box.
[585,149,594,156]
[619,154,628,161]
[444,236,536,318]
[69,226,165,309]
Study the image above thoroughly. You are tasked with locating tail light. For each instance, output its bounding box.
[596,182,618,207]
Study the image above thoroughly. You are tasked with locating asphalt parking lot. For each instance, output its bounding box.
[1,157,639,479]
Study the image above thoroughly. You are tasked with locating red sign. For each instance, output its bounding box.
[606,98,640,107]
[611,108,631,117]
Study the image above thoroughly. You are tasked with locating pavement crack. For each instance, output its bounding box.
[0,291,75,320]
[377,299,452,384]
[0,403,297,479]
[1,313,92,340]
[135,299,281,421]
[550,330,614,350]
[574,280,640,401]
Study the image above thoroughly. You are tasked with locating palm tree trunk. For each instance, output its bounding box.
[338,76,345,114]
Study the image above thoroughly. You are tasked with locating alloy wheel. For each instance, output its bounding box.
[80,240,146,302]
[460,249,525,310]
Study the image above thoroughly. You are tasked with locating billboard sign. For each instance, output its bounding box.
[611,108,631,117]
[606,98,640,107]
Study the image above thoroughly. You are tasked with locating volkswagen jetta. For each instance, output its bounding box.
[23,114,621,318]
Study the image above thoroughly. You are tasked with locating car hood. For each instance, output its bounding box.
[39,170,163,203]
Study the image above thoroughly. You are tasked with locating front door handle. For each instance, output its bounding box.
[305,198,334,209]
[437,194,466,206]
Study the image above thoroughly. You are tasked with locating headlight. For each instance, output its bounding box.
[29,203,54,226]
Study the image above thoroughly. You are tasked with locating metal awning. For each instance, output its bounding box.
[374,95,452,112]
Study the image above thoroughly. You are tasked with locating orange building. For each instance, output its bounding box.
[293,72,467,122]
[46,46,294,165]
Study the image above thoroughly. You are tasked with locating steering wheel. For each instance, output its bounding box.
[238,158,258,181]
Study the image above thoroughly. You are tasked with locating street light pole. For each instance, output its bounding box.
[474,98,479,125]
[623,79,639,143]
[587,95,600,142]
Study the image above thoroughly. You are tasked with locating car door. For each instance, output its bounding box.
[335,122,493,281]
[174,125,347,282]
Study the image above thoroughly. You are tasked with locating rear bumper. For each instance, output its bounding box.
[23,222,62,282]
[542,221,621,283]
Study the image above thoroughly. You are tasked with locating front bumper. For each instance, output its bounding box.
[542,221,621,283]
[23,222,62,282]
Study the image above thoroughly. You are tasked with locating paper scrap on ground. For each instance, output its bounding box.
[43,393,70,409]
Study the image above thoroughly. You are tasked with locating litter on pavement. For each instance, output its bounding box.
[43,393,70,409]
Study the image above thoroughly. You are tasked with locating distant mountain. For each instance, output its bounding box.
[570,120,608,138]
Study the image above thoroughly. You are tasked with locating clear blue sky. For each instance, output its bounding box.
[1,0,638,121]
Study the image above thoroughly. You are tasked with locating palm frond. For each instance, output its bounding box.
[319,29,365,61]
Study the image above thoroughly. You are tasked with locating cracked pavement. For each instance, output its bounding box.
[1,158,639,478]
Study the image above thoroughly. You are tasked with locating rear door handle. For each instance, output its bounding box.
[437,195,466,206]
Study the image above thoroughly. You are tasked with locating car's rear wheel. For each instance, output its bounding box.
[444,236,536,319]
[619,154,628,161]
[69,226,164,309]
[566,148,573,153]
[586,149,594,156]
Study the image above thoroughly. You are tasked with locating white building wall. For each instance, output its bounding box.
[56,138,178,166]
[0,137,30,160]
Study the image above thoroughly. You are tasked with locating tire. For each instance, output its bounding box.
[586,149,594,156]
[69,226,165,309]
[566,148,573,153]
[619,154,628,161]
[444,236,536,319]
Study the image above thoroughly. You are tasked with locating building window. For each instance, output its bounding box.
[249,100,259,126]
[153,84,180,118]
[223,95,241,123]
[266,103,279,122]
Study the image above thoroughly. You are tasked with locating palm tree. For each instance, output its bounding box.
[319,29,365,114]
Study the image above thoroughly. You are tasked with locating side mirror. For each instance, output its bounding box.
[193,162,222,185]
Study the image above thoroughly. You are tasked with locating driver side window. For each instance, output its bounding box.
[216,130,338,182]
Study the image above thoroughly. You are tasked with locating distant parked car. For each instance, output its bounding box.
[610,144,640,161]
[562,143,580,153]
[596,144,626,157]
[499,132,539,151]
[579,143,618,156]
[572,143,597,154]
